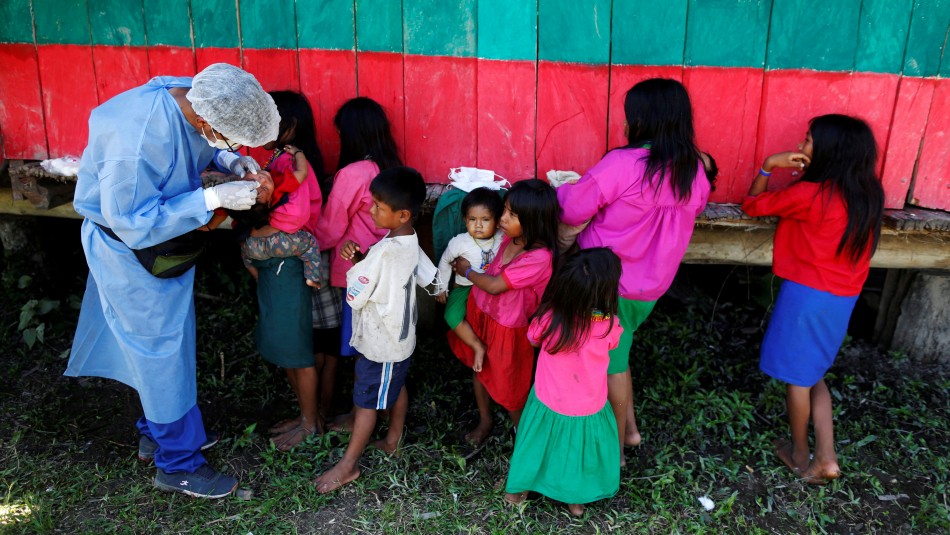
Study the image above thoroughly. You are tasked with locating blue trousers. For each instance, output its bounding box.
[136,404,207,473]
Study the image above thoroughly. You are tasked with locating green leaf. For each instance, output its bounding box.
[17,275,32,289]
[35,323,45,344]
[36,299,60,315]
[18,300,37,331]
[22,328,36,348]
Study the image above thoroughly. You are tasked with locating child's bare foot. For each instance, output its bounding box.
[328,412,354,433]
[801,461,841,485]
[624,429,642,447]
[271,425,315,451]
[504,491,527,505]
[472,341,486,373]
[370,437,400,455]
[464,422,492,445]
[313,463,360,494]
[773,439,809,475]
[567,503,585,516]
[268,417,300,435]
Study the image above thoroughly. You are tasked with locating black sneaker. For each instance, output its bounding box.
[138,432,220,462]
[153,464,238,499]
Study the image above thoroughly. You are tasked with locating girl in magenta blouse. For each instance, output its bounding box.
[556,79,710,463]
[504,248,624,516]
[448,179,560,445]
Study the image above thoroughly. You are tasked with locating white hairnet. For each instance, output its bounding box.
[187,63,279,147]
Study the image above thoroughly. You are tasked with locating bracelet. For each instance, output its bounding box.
[758,167,772,177]
[464,267,473,279]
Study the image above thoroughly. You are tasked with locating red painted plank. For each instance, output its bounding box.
[356,51,406,171]
[402,55,476,183]
[846,72,899,178]
[754,70,853,192]
[536,62,609,175]
[299,49,357,174]
[607,65,683,151]
[37,45,99,157]
[242,48,300,92]
[684,66,764,203]
[92,46,151,102]
[913,78,950,210]
[880,77,935,209]
[0,44,48,159]
[147,46,197,77]
[195,48,241,71]
[476,59,536,181]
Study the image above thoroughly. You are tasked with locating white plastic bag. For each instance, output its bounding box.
[40,156,81,177]
[448,166,509,192]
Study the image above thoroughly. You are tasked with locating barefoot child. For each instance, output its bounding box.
[556,79,710,463]
[742,114,883,484]
[314,97,403,427]
[314,166,431,493]
[447,179,559,444]
[505,248,624,517]
[435,188,504,368]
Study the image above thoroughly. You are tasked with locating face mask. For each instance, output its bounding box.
[202,125,241,151]
[448,166,509,192]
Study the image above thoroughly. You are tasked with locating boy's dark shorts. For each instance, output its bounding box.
[353,356,412,410]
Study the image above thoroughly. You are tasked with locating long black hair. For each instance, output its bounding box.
[269,91,329,198]
[800,114,884,264]
[505,179,560,265]
[624,78,703,201]
[532,248,621,354]
[334,97,402,172]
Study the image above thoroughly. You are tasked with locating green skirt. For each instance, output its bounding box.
[505,388,620,504]
[252,257,313,368]
[443,284,472,329]
[607,298,656,374]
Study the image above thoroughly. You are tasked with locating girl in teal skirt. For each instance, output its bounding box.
[505,248,624,516]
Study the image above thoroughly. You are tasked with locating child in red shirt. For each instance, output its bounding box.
[742,114,884,484]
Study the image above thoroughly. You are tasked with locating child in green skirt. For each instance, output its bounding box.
[505,248,624,516]
[435,188,504,370]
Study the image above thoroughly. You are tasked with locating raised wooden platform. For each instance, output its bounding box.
[1,187,948,270]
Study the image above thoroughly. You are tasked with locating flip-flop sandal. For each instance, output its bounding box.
[272,425,314,451]
[267,418,298,435]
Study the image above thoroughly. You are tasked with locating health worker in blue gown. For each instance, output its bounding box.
[67,63,278,499]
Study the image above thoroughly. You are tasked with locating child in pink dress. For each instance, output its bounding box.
[504,248,624,517]
[447,179,559,444]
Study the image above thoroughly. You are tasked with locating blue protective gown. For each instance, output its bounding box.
[67,77,217,424]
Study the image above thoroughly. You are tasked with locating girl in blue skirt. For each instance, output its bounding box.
[742,114,884,484]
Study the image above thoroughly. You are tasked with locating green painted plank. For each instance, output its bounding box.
[240,0,296,49]
[191,0,239,48]
[144,0,193,47]
[0,0,34,44]
[477,0,536,61]
[297,0,355,50]
[539,0,610,64]
[903,0,950,76]
[855,0,914,74]
[766,0,861,71]
[404,0,475,57]
[34,0,91,45]
[88,0,146,46]
[613,0,688,66]
[356,0,402,53]
[685,0,770,68]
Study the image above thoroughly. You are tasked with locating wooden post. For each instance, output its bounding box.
[892,273,950,364]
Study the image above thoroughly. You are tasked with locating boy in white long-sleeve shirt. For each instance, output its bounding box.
[314,166,431,494]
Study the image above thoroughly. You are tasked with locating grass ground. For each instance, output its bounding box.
[1,226,948,534]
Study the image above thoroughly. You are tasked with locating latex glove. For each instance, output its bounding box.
[203,180,258,211]
[229,155,262,177]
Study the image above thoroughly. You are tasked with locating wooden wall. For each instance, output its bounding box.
[0,0,948,209]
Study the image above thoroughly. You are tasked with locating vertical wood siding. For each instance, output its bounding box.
[0,0,947,209]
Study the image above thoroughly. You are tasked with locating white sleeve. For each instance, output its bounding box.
[345,245,385,311]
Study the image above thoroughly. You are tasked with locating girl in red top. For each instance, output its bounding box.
[742,114,884,484]
[448,179,559,444]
